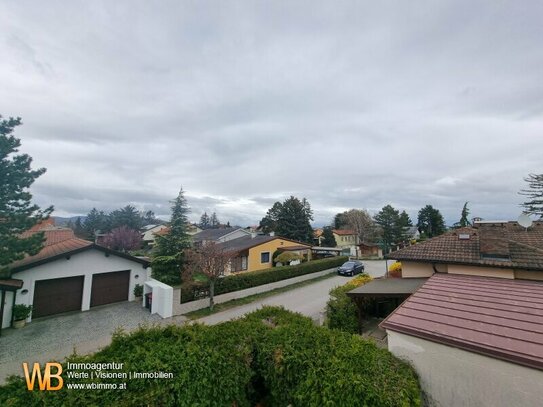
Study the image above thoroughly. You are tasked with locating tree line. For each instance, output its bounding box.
[2,113,543,282]
[68,206,162,240]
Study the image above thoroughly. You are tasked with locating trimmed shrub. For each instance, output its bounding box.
[180,256,348,303]
[326,274,372,333]
[0,307,421,406]
[388,261,402,278]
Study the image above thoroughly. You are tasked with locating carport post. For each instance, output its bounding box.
[0,290,5,337]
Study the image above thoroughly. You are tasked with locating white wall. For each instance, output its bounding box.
[387,331,543,407]
[2,249,149,328]
[1,291,14,329]
[217,229,251,243]
[144,279,173,318]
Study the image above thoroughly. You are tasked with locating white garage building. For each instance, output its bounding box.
[1,227,151,329]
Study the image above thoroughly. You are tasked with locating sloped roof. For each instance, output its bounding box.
[333,229,357,236]
[216,235,310,254]
[387,222,543,271]
[192,227,245,242]
[10,226,149,272]
[12,227,93,270]
[381,274,543,370]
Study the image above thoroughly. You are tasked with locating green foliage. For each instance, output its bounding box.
[133,284,143,297]
[326,274,372,333]
[259,196,314,243]
[109,205,143,231]
[374,205,405,252]
[151,255,182,285]
[275,251,302,264]
[520,173,543,218]
[417,205,446,238]
[12,304,32,321]
[321,226,337,247]
[453,202,471,228]
[0,115,53,277]
[152,188,192,285]
[82,208,109,239]
[198,211,210,229]
[154,188,191,257]
[181,257,348,303]
[0,307,421,406]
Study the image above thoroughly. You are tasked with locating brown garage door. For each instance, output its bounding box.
[90,270,130,307]
[33,276,84,318]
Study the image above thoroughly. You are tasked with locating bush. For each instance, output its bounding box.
[0,307,421,406]
[180,256,348,303]
[326,274,372,333]
[133,284,143,298]
[151,255,182,285]
[12,304,32,321]
[388,261,402,278]
[275,252,302,264]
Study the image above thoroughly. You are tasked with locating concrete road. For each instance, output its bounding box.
[197,260,387,325]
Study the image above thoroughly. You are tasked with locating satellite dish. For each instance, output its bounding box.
[518,213,533,229]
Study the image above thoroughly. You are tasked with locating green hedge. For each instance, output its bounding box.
[0,307,421,406]
[326,274,373,333]
[180,256,348,303]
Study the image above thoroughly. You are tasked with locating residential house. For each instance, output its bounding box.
[332,229,359,248]
[313,228,324,246]
[192,227,251,246]
[145,224,202,246]
[216,234,312,274]
[1,225,151,331]
[348,220,543,406]
[357,242,383,258]
[141,224,169,245]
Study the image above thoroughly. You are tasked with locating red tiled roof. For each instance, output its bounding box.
[387,221,543,271]
[333,229,356,236]
[381,274,543,370]
[10,227,93,270]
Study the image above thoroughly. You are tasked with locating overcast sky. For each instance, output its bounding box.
[1,1,542,227]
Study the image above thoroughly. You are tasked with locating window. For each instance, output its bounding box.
[241,256,247,270]
[261,252,270,263]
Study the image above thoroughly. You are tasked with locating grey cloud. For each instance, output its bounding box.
[1,1,542,228]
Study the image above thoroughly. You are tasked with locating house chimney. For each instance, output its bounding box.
[269,232,275,237]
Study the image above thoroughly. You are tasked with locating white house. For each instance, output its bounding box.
[141,224,169,245]
[1,226,151,329]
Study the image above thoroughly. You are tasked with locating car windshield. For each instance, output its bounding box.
[342,262,356,267]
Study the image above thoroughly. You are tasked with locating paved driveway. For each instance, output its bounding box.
[0,301,184,383]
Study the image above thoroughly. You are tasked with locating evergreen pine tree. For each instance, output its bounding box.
[0,115,53,276]
[152,188,192,285]
[321,226,337,247]
[199,212,210,229]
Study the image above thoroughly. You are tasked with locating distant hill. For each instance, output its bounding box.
[52,216,87,226]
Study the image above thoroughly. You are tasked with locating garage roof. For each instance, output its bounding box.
[10,227,149,272]
[347,277,427,297]
[381,274,543,370]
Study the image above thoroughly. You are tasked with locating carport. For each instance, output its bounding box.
[347,278,427,332]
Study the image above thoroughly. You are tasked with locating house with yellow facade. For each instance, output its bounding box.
[217,233,312,274]
[332,229,359,248]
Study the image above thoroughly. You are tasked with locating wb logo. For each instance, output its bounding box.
[23,362,64,391]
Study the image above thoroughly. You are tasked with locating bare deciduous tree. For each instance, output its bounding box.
[341,209,379,243]
[184,242,233,310]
